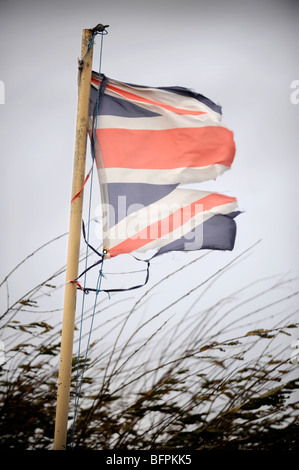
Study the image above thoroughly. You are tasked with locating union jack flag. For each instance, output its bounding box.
[89,72,239,259]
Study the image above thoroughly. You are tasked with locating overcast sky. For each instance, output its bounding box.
[0,0,298,329]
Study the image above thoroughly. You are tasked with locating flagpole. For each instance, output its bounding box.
[53,28,94,451]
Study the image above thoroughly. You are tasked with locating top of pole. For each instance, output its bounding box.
[91,24,109,34]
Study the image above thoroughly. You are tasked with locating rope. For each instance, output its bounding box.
[70,27,106,450]
[70,265,105,449]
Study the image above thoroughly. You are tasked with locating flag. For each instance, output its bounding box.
[89,72,239,259]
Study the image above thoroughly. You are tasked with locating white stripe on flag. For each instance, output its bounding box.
[99,165,229,185]
[91,113,224,130]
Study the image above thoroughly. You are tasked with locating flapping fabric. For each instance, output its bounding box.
[89,72,239,258]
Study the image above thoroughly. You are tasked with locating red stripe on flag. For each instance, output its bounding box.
[108,193,236,257]
[96,127,235,170]
[105,83,207,116]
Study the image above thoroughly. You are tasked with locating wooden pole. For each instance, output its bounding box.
[53,28,94,450]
